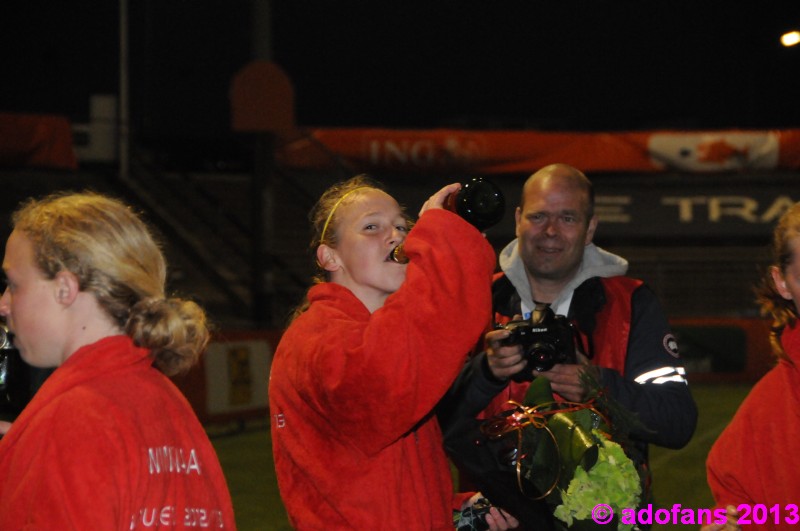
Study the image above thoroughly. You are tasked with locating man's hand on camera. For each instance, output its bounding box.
[532,351,597,402]
[462,493,520,531]
[485,505,520,531]
[485,325,527,381]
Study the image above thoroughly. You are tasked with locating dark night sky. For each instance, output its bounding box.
[270,1,800,131]
[4,1,800,160]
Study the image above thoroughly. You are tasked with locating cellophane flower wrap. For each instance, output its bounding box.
[481,374,646,531]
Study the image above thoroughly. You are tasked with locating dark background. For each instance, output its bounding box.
[3,1,800,167]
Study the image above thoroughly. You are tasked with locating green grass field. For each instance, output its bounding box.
[213,382,754,531]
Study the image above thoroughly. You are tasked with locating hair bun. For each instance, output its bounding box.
[126,297,210,376]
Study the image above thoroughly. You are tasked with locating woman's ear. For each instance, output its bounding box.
[316,244,339,272]
[771,266,792,300]
[53,270,80,306]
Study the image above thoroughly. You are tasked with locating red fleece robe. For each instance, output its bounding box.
[706,323,800,530]
[0,335,236,530]
[269,209,495,530]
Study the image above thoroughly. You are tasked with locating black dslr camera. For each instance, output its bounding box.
[499,306,577,381]
[455,497,492,531]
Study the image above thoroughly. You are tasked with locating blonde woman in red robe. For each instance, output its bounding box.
[0,192,236,530]
[269,175,517,530]
[704,203,800,531]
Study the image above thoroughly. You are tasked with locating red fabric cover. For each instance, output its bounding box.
[483,276,640,416]
[706,323,800,530]
[269,209,496,530]
[0,336,236,530]
[0,113,78,170]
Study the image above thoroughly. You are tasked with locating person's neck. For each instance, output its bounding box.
[61,323,124,364]
[60,293,125,364]
[527,275,572,305]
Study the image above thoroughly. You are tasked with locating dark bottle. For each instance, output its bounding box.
[443,177,505,231]
[0,323,32,419]
[390,177,505,264]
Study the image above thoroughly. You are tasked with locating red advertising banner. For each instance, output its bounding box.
[278,128,800,174]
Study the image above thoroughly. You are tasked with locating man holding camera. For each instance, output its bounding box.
[440,163,698,529]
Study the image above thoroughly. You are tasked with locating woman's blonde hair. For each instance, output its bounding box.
[12,191,209,376]
[755,202,800,361]
[310,174,384,267]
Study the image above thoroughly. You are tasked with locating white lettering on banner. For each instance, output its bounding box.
[708,196,759,222]
[662,196,706,222]
[760,196,797,223]
[130,506,224,529]
[661,195,795,223]
[366,136,482,168]
[595,196,631,223]
[372,139,435,166]
[148,446,202,475]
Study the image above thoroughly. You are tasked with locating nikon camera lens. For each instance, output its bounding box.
[444,177,505,231]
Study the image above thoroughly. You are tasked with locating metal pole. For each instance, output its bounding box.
[250,0,275,326]
[118,0,130,182]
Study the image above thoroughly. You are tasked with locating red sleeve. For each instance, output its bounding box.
[318,210,496,455]
[706,399,758,509]
[453,491,476,511]
[707,435,753,507]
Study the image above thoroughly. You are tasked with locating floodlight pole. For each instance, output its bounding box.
[119,0,130,182]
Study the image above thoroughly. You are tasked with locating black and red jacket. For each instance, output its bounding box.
[438,272,698,530]
[488,272,697,449]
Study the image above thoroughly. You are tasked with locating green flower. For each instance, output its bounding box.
[505,376,646,530]
[552,429,641,530]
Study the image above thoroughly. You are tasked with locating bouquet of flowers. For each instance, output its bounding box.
[480,375,645,531]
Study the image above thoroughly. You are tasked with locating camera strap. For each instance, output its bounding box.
[531,303,549,324]
[524,293,573,321]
